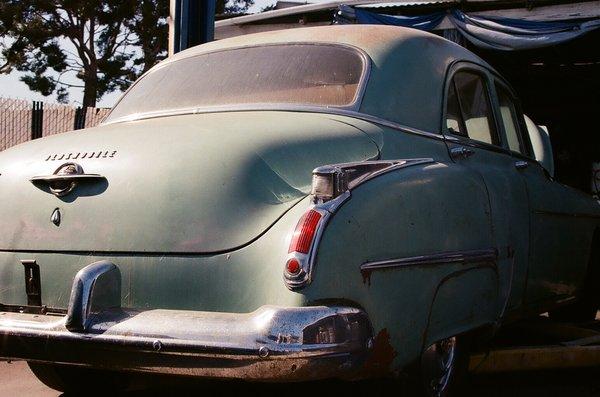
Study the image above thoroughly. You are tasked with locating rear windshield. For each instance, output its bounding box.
[105,44,366,122]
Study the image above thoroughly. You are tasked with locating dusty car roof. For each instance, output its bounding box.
[166,25,492,134]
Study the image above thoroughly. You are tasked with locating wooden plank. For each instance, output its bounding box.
[470,1,600,21]
[470,345,600,373]
[216,21,331,40]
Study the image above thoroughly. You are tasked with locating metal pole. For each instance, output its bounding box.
[30,101,43,140]
[170,0,215,54]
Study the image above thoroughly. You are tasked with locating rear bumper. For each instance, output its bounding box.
[0,261,372,381]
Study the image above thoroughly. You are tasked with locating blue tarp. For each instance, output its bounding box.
[354,8,445,31]
[350,8,600,51]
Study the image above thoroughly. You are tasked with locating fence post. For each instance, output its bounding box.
[73,107,87,130]
[30,101,44,140]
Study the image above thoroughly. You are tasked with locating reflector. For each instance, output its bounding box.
[286,258,301,275]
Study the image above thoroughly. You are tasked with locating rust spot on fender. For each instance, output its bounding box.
[362,328,397,375]
[361,267,372,286]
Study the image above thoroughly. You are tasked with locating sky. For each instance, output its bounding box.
[0,0,306,108]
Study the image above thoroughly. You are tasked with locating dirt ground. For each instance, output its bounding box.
[2,360,600,396]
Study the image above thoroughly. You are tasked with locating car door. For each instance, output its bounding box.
[442,63,530,314]
[493,80,592,306]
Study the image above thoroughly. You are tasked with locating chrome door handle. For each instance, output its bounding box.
[515,161,529,170]
[450,146,475,159]
[30,162,106,197]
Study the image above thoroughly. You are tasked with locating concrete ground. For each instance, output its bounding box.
[2,360,600,396]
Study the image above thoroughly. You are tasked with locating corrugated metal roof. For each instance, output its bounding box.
[216,0,455,27]
[357,1,455,8]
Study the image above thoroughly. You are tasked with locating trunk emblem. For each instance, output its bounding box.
[51,208,61,226]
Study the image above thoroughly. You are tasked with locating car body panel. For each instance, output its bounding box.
[0,195,312,311]
[0,111,379,253]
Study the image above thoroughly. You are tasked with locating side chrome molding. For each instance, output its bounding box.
[360,248,498,275]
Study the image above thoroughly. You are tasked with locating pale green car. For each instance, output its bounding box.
[1,25,599,395]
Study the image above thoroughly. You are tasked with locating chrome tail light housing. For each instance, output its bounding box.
[284,158,434,290]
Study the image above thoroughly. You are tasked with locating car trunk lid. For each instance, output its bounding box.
[0,111,379,253]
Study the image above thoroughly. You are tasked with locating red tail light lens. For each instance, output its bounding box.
[285,258,301,275]
[289,209,323,254]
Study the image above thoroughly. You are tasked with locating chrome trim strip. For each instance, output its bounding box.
[360,249,498,273]
[103,105,445,142]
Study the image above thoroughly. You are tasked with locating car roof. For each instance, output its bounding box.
[165,25,495,134]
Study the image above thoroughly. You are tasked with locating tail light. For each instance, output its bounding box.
[284,208,328,289]
[289,210,322,254]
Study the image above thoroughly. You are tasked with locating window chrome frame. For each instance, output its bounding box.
[442,62,503,150]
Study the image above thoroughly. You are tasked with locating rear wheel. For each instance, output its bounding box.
[549,235,600,323]
[28,362,131,393]
[418,335,471,397]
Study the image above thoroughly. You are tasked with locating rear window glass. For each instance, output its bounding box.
[106,44,366,122]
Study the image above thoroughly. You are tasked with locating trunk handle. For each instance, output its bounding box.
[30,162,106,197]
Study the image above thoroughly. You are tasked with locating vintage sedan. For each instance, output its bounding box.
[0,25,599,395]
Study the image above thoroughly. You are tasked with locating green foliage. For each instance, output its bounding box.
[260,4,277,12]
[0,0,254,106]
[217,0,255,15]
[0,0,167,106]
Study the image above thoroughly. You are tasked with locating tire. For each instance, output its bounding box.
[418,335,471,397]
[28,362,131,393]
[549,234,600,323]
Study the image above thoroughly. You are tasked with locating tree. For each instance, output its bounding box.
[0,0,252,106]
[125,0,169,77]
[217,0,255,15]
[0,0,158,107]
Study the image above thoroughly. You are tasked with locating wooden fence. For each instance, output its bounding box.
[0,98,110,151]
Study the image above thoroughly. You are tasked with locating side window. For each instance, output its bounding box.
[496,84,527,155]
[445,82,466,136]
[449,71,499,146]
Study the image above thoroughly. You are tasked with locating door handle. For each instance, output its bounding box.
[515,161,529,170]
[450,146,475,159]
[30,162,105,197]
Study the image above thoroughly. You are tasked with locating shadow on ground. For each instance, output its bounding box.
[58,368,600,396]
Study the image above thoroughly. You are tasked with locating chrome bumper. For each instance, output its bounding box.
[0,261,372,380]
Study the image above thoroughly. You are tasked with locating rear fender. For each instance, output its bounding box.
[423,265,499,349]
[301,159,500,371]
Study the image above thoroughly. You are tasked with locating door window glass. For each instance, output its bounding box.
[453,72,498,145]
[496,84,526,154]
[445,82,466,136]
